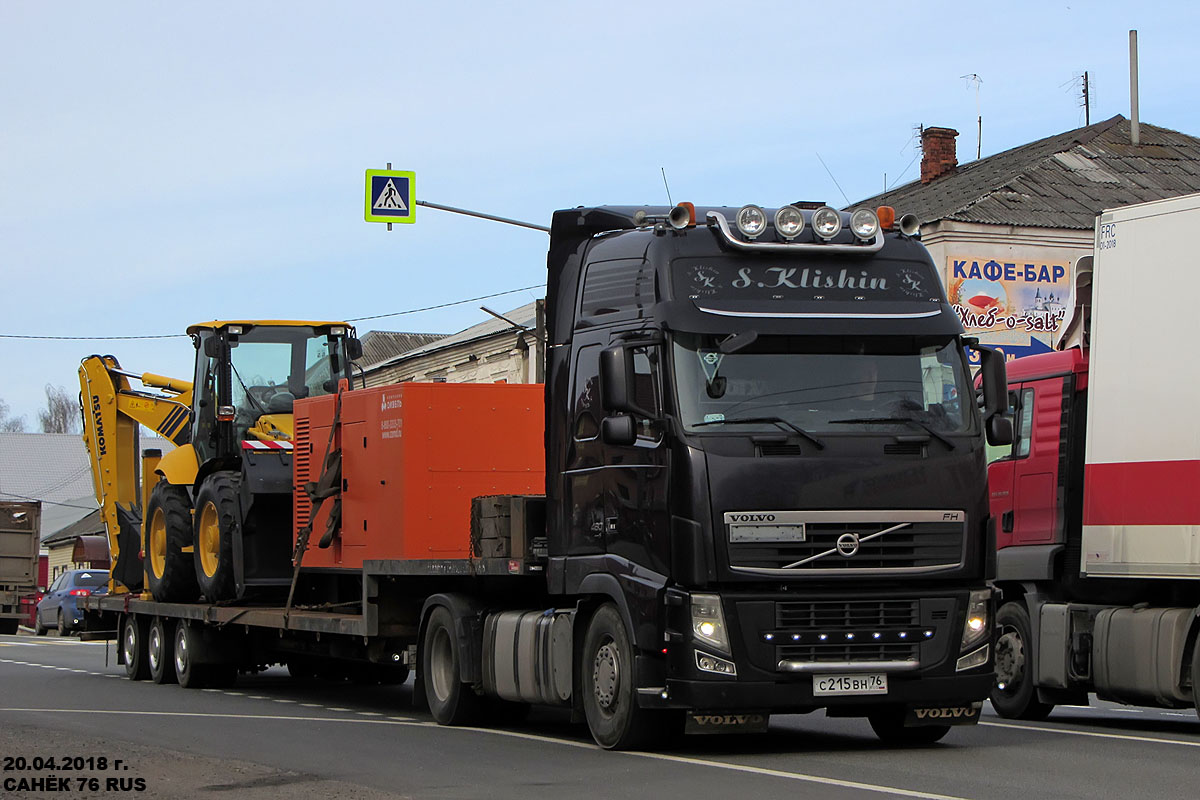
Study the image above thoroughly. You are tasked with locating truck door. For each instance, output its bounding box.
[988,387,1022,550]
[1009,380,1062,545]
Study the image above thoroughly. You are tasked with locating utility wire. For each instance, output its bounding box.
[0,491,97,511]
[0,284,545,341]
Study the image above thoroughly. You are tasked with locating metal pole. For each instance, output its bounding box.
[386,162,392,231]
[416,200,550,233]
[1129,31,1140,146]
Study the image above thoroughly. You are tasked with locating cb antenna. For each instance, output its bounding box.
[660,167,673,206]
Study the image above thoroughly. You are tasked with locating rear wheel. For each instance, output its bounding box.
[991,601,1054,720]
[422,606,481,725]
[122,614,150,681]
[1191,634,1200,722]
[0,619,18,635]
[146,482,200,603]
[34,611,48,636]
[193,472,241,602]
[868,710,951,745]
[148,617,176,684]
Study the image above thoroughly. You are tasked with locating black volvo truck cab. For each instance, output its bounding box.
[543,203,1011,746]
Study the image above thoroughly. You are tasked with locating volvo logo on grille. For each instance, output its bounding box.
[836,533,861,557]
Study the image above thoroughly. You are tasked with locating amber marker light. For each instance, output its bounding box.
[877,206,896,230]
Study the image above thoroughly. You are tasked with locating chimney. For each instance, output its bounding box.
[920,126,959,184]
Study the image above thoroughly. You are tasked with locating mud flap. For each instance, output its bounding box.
[113,504,144,592]
[904,701,982,726]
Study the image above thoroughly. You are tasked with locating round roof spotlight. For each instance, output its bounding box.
[774,205,805,239]
[850,209,880,241]
[735,205,768,239]
[811,206,842,240]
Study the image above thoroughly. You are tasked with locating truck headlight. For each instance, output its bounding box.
[961,589,990,650]
[691,593,730,653]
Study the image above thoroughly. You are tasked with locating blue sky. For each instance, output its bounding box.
[2,1,1197,427]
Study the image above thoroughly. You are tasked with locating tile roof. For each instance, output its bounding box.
[848,115,1200,229]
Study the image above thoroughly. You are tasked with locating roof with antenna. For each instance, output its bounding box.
[847,115,1200,229]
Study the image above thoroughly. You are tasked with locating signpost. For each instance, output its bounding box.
[365,168,416,227]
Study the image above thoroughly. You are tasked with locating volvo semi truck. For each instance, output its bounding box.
[86,202,1011,749]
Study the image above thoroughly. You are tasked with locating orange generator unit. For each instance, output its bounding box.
[293,383,545,570]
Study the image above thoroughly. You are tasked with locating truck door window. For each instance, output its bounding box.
[571,345,601,441]
[1014,387,1034,458]
[631,347,664,442]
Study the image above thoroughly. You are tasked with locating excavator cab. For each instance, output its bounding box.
[80,321,361,603]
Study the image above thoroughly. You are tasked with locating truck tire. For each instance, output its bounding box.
[0,619,18,635]
[193,471,241,602]
[146,482,200,603]
[868,709,950,745]
[1191,634,1200,723]
[122,614,150,681]
[148,617,177,684]
[174,622,234,688]
[581,603,673,750]
[422,605,481,725]
[991,601,1054,720]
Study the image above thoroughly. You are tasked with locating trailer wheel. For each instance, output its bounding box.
[0,619,18,635]
[991,601,1054,720]
[173,622,210,688]
[422,605,481,725]
[581,603,670,750]
[193,471,240,602]
[122,614,150,681]
[1191,634,1200,723]
[146,482,200,603]
[868,710,950,745]
[148,617,177,684]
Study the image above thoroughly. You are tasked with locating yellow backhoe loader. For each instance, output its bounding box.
[79,321,361,602]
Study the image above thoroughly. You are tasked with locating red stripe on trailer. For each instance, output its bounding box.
[1084,459,1200,526]
[241,440,293,450]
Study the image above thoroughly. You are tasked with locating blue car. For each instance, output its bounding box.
[34,569,109,636]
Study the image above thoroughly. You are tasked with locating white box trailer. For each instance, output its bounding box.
[987,192,1200,719]
[1082,192,1200,580]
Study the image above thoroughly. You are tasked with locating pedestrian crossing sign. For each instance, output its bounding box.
[365,169,416,223]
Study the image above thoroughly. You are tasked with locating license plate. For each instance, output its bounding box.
[812,673,888,696]
[728,524,806,543]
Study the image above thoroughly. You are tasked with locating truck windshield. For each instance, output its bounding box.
[228,326,347,421]
[671,333,972,435]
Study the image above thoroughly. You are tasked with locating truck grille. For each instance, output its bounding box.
[773,599,921,666]
[727,511,965,575]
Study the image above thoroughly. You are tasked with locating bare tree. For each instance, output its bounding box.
[0,398,26,432]
[38,385,80,434]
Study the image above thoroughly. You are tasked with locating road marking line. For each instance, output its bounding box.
[272,699,297,704]
[299,703,323,708]
[358,711,383,716]
[0,707,964,797]
[246,695,268,700]
[980,720,1200,748]
[327,707,351,712]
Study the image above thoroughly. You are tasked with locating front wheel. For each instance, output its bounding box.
[421,606,481,726]
[1191,634,1200,723]
[581,604,678,750]
[991,601,1054,720]
[193,472,241,602]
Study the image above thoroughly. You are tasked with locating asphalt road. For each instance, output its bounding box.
[1,631,1197,800]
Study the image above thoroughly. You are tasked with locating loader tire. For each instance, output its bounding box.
[193,471,240,602]
[145,483,200,603]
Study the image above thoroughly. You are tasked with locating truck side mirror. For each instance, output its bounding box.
[203,337,221,358]
[986,414,1013,446]
[977,346,1013,445]
[601,414,637,446]
[346,337,363,361]
[600,345,653,418]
